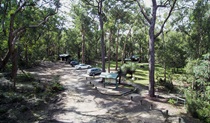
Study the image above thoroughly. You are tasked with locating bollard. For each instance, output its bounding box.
[95,87,97,90]
[178,117,182,123]
[150,104,153,110]
[130,96,133,101]
[139,100,143,105]
[165,110,168,117]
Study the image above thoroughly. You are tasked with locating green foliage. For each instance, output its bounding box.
[168,98,177,105]
[185,90,210,123]
[156,77,174,92]
[0,73,65,122]
[156,31,187,69]
[183,53,210,123]
[50,82,65,93]
[16,73,35,82]
[120,62,137,78]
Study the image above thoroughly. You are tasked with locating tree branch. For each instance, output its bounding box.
[14,1,26,15]
[13,9,57,35]
[157,0,170,8]
[155,0,177,38]
[157,5,166,8]
[83,0,98,8]
[136,0,151,24]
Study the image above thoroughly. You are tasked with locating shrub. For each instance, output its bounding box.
[120,62,137,78]
[184,53,210,123]
[168,98,177,105]
[185,90,210,123]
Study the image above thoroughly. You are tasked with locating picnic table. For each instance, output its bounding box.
[99,72,118,88]
[82,72,119,88]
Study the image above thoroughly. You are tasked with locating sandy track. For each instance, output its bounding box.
[28,62,201,123]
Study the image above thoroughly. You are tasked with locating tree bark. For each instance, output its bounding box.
[136,0,177,97]
[108,29,113,73]
[122,28,131,64]
[11,48,18,89]
[115,29,120,71]
[99,0,105,72]
[148,0,157,97]
[82,28,85,63]
[25,43,28,66]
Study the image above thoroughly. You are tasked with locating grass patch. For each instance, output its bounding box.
[96,61,184,91]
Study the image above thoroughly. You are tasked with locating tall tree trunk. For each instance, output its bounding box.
[108,29,113,73]
[99,0,105,72]
[82,30,85,63]
[148,1,157,97]
[115,29,120,71]
[122,28,131,64]
[139,44,142,63]
[11,48,18,89]
[25,43,28,66]
[162,32,166,81]
[121,42,126,64]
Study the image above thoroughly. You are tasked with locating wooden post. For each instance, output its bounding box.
[165,110,168,116]
[130,96,133,101]
[140,100,143,105]
[150,104,153,110]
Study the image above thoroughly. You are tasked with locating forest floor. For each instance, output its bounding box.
[25,61,201,123]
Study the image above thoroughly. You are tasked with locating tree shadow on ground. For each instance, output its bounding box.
[23,62,202,123]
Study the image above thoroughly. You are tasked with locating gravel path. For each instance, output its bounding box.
[27,62,201,123]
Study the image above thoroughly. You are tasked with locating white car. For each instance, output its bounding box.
[75,64,91,70]
[87,68,102,76]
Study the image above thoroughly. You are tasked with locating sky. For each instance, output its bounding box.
[58,0,153,28]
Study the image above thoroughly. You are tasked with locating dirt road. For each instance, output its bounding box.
[29,62,201,123]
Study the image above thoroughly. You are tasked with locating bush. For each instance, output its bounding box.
[168,98,177,105]
[16,73,35,82]
[120,62,137,78]
[185,90,210,123]
[50,82,65,93]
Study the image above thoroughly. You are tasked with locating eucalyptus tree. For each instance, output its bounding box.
[136,0,177,97]
[0,0,60,88]
[70,4,93,63]
[104,0,135,70]
[172,0,210,59]
[104,15,116,73]
[81,0,106,71]
[156,31,186,81]
[187,0,210,58]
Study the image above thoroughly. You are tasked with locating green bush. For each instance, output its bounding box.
[168,98,177,105]
[50,82,65,92]
[16,73,35,82]
[157,78,174,92]
[186,91,210,123]
[120,62,137,78]
[184,54,210,123]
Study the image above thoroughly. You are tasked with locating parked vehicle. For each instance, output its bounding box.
[75,64,91,70]
[130,55,140,61]
[70,60,79,67]
[87,68,102,76]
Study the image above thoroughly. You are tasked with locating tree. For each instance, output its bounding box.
[184,53,210,122]
[136,0,177,97]
[172,0,210,59]
[0,0,60,88]
[71,4,93,63]
[81,0,106,71]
